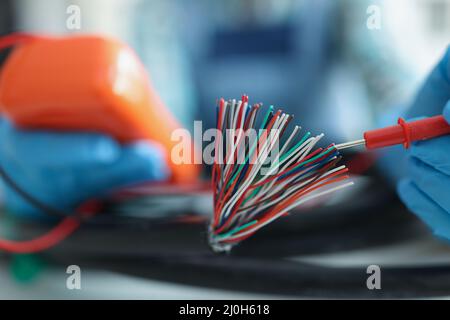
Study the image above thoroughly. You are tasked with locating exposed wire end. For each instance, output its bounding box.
[209,96,353,252]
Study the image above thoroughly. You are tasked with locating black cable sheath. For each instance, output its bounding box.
[0,166,80,220]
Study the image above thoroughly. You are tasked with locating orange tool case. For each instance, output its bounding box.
[0,34,199,183]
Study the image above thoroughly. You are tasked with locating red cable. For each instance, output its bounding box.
[0,217,80,253]
[0,201,100,254]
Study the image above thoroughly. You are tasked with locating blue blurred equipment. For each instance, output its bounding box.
[397,47,450,241]
[0,117,169,219]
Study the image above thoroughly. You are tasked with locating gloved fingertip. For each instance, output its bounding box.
[397,178,425,215]
[408,134,450,177]
[42,133,121,167]
[397,178,450,238]
[397,178,413,204]
[439,45,450,83]
[0,117,14,144]
[124,141,171,181]
[443,100,450,124]
[87,134,121,163]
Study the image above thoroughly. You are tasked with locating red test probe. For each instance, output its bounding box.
[335,115,450,151]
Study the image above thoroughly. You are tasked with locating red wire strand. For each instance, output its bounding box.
[221,173,350,244]
[0,201,100,254]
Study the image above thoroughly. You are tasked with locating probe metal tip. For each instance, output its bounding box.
[335,139,366,150]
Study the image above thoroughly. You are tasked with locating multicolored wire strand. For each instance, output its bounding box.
[209,95,353,252]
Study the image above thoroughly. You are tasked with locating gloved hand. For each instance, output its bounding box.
[396,46,450,241]
[0,117,170,219]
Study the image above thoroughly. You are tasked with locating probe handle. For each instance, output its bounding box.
[364,115,450,150]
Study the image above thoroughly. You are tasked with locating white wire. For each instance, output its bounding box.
[233,163,346,225]
[215,181,354,241]
[220,116,283,220]
[244,134,323,206]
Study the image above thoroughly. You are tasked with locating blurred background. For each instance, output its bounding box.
[0,0,450,299]
[5,0,450,137]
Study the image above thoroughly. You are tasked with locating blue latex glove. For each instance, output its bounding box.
[396,46,450,241]
[0,117,170,219]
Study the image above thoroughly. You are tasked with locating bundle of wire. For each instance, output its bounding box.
[209,96,353,252]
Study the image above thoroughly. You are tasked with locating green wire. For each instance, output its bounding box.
[251,131,310,183]
[279,131,310,163]
[217,220,258,239]
[277,145,337,178]
[238,129,312,200]
[249,145,337,195]
[297,145,336,167]
[260,105,274,129]
[242,186,261,206]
